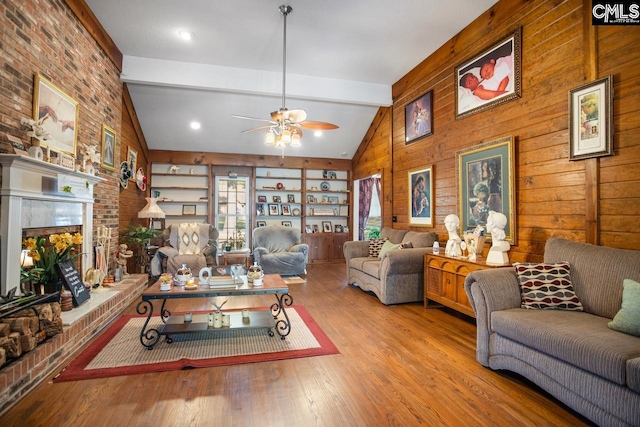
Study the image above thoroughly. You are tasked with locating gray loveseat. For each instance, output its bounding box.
[343,227,437,305]
[464,237,640,427]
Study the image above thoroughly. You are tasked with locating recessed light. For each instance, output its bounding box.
[314,130,323,137]
[178,30,194,41]
[190,121,201,130]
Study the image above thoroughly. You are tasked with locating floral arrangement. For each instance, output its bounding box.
[80,143,100,164]
[21,117,52,143]
[22,232,83,284]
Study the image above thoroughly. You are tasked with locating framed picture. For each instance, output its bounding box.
[268,204,279,215]
[32,73,79,157]
[257,221,267,227]
[281,221,292,227]
[182,204,196,216]
[569,75,614,160]
[334,224,343,233]
[322,221,332,233]
[454,28,522,119]
[127,147,138,181]
[287,194,296,203]
[150,220,163,230]
[307,195,316,203]
[273,195,281,203]
[305,225,312,233]
[312,224,319,233]
[101,124,116,171]
[281,204,291,215]
[456,136,516,244]
[258,195,267,203]
[256,203,265,216]
[405,90,433,143]
[408,165,434,227]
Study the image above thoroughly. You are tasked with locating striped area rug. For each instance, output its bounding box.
[54,305,339,382]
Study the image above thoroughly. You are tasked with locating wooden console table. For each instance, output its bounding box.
[424,254,508,317]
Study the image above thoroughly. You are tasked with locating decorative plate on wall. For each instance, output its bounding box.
[320,181,331,191]
[292,208,301,216]
[119,162,131,188]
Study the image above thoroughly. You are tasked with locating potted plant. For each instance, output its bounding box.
[120,225,162,273]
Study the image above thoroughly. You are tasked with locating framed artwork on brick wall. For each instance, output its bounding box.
[101,124,116,171]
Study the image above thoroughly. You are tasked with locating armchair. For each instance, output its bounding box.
[252,225,308,275]
[150,223,218,277]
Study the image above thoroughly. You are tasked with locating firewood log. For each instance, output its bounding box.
[42,318,63,337]
[36,304,53,321]
[20,334,38,352]
[0,347,5,366]
[2,333,21,358]
[7,318,31,335]
[0,323,10,337]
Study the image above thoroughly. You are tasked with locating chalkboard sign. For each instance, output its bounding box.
[56,260,90,307]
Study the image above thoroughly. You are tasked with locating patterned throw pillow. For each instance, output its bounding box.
[399,241,413,249]
[178,222,201,255]
[368,237,389,257]
[514,262,584,311]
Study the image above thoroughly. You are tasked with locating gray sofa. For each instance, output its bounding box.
[343,227,437,305]
[252,225,308,276]
[464,237,640,427]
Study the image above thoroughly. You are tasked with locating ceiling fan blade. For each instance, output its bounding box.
[241,125,275,134]
[299,121,339,131]
[232,114,276,124]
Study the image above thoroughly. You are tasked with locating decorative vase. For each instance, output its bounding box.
[85,163,95,175]
[28,144,43,161]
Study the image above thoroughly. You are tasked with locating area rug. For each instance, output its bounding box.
[54,305,338,382]
[281,275,306,285]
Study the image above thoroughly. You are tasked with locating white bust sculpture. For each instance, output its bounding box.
[485,211,510,265]
[444,214,462,257]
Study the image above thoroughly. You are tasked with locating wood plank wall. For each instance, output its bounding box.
[353,0,640,261]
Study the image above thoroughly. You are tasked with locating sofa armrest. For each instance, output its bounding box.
[463,268,521,366]
[203,245,218,266]
[289,243,309,255]
[343,240,370,261]
[380,247,432,275]
[253,247,269,265]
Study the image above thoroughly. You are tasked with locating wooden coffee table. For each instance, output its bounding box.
[136,274,292,349]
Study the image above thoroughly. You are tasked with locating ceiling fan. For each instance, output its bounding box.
[232,5,338,150]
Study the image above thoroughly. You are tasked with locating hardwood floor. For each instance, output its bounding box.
[0,263,591,426]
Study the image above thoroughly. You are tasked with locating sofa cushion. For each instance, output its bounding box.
[608,279,640,337]
[378,240,401,259]
[380,227,407,244]
[403,231,437,248]
[628,357,640,393]
[349,256,375,272]
[362,260,381,279]
[368,237,389,257]
[492,308,640,385]
[514,262,584,311]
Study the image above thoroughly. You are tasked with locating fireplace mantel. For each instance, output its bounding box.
[0,154,105,295]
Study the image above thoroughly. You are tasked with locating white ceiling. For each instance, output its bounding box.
[85,0,498,159]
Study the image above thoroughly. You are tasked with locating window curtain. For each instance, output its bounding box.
[358,176,381,240]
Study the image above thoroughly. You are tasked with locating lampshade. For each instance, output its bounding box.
[265,130,275,145]
[138,197,165,218]
[291,131,301,147]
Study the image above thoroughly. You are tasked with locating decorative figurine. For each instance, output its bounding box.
[485,211,510,265]
[116,243,133,276]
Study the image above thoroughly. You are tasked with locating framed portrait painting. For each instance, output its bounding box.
[408,165,433,227]
[101,124,116,171]
[456,136,516,244]
[454,28,522,119]
[569,75,613,160]
[405,91,433,143]
[33,73,79,157]
[127,147,138,180]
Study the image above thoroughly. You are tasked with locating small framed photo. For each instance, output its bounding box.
[305,225,312,233]
[257,221,267,227]
[569,75,613,160]
[287,194,296,203]
[312,224,319,233]
[334,224,343,233]
[322,170,332,179]
[322,221,332,233]
[256,203,265,216]
[307,195,316,203]
[273,195,282,203]
[281,204,291,215]
[258,195,267,203]
[182,204,196,216]
[150,219,163,230]
[281,221,292,227]
[127,147,138,181]
[328,196,339,204]
[405,90,433,143]
[101,124,116,171]
[268,204,279,215]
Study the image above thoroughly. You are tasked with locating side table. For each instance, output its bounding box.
[222,248,252,270]
[424,253,508,317]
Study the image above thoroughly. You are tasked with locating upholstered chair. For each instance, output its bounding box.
[252,225,308,275]
[150,223,218,277]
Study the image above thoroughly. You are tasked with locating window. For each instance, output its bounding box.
[215,176,249,251]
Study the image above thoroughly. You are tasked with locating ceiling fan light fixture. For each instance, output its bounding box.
[291,132,301,147]
[281,129,292,144]
[275,136,285,149]
[265,130,276,145]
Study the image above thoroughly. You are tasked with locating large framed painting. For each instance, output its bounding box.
[569,75,613,160]
[32,73,79,157]
[454,28,522,119]
[101,124,116,171]
[456,136,516,244]
[408,165,434,227]
[405,91,433,143]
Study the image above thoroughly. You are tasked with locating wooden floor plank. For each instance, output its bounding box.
[0,263,590,426]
